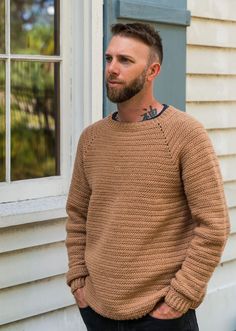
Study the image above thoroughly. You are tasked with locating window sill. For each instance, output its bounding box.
[0,195,67,228]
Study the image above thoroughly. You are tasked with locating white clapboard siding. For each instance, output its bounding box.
[208,129,236,156]
[188,0,236,22]
[0,275,74,325]
[186,102,236,129]
[229,208,236,234]
[186,75,236,102]
[218,156,236,182]
[0,218,66,254]
[224,182,236,208]
[187,46,236,75]
[186,2,236,330]
[208,128,236,156]
[0,242,67,289]
[221,233,236,263]
[196,283,236,331]
[187,17,236,48]
[208,259,236,292]
[0,306,86,331]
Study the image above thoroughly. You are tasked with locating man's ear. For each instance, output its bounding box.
[147,62,161,81]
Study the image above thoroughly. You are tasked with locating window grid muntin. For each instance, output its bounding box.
[0,60,6,181]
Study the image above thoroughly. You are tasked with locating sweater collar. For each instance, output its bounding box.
[105,105,176,131]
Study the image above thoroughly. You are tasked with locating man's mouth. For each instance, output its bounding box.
[107,80,123,86]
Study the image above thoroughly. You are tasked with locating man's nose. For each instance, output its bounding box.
[107,60,120,75]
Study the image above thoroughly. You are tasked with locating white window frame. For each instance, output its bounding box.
[0,0,103,205]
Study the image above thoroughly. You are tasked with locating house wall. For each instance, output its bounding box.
[187,1,236,330]
[0,199,86,331]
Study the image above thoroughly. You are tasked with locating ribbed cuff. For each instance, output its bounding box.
[165,287,192,314]
[70,277,87,294]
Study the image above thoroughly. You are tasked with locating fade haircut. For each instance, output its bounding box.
[111,22,163,65]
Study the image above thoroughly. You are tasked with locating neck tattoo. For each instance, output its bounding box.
[141,105,158,121]
[115,105,159,122]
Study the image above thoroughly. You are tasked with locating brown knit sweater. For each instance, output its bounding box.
[65,105,230,320]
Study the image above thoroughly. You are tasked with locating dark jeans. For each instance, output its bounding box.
[79,306,199,331]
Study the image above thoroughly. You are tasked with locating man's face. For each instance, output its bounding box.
[105,36,150,103]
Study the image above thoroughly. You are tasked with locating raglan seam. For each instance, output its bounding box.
[156,121,180,173]
[80,120,107,183]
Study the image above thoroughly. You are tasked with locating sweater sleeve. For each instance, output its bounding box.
[164,119,230,313]
[65,131,91,293]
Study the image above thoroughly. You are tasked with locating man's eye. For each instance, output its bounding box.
[105,56,112,63]
[120,58,130,63]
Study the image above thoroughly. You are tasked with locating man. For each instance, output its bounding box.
[65,23,230,331]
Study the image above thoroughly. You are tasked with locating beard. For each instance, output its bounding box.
[106,68,147,103]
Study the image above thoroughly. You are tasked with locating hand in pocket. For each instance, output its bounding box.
[74,287,89,308]
[149,302,183,320]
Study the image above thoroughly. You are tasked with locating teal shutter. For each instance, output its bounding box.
[103,0,191,116]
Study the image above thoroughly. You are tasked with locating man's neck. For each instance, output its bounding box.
[116,98,163,123]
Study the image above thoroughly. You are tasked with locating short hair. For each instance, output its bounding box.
[111,22,163,64]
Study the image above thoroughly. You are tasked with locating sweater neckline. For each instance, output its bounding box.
[105,105,175,131]
[111,104,169,122]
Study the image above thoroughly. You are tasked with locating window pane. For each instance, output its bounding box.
[0,61,5,181]
[11,61,60,181]
[11,0,59,55]
[0,0,5,53]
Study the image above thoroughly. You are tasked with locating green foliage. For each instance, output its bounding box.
[11,125,56,180]
[0,61,59,181]
[0,0,5,53]
[10,0,56,55]
[10,61,59,180]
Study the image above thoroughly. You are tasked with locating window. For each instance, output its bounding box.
[0,0,60,182]
[0,0,73,203]
[0,0,103,205]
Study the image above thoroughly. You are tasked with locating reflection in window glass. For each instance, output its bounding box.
[11,0,59,55]
[0,0,5,53]
[0,61,5,181]
[11,61,60,181]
